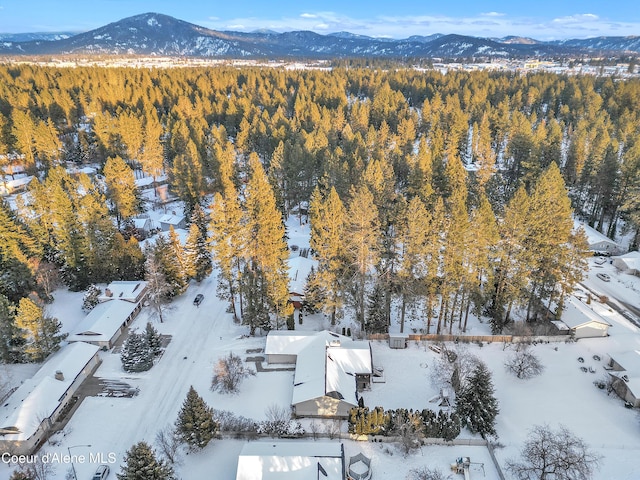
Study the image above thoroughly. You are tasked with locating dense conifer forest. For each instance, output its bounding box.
[1,63,639,362]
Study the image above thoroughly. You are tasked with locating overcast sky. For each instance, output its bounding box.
[0,0,639,40]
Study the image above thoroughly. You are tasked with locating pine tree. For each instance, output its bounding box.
[120,332,153,372]
[117,441,175,480]
[345,184,379,331]
[308,184,346,325]
[14,298,65,362]
[183,222,212,282]
[175,386,218,450]
[366,281,388,334]
[455,362,499,438]
[104,155,139,228]
[243,153,291,333]
[82,284,102,312]
[0,293,22,362]
[145,322,162,357]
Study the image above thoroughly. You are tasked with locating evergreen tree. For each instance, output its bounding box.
[120,332,153,372]
[14,298,65,362]
[117,441,175,480]
[144,245,173,323]
[366,281,388,334]
[455,362,499,438]
[0,293,22,362]
[183,222,212,282]
[308,184,346,325]
[243,153,291,333]
[145,322,162,357]
[82,284,102,312]
[345,184,380,331]
[104,155,140,228]
[175,386,219,450]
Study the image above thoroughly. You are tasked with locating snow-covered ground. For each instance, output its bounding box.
[3,219,640,480]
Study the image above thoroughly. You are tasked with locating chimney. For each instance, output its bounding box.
[54,370,64,381]
[105,288,113,297]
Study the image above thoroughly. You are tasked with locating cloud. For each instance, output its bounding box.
[199,11,640,41]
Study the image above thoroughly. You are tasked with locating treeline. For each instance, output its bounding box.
[1,64,639,359]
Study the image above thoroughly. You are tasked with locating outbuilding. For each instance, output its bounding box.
[556,296,611,339]
[613,251,640,277]
[236,440,345,480]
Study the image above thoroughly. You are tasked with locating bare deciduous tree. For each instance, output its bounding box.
[155,425,182,465]
[504,344,545,379]
[407,467,452,480]
[506,424,601,480]
[430,344,480,394]
[210,352,256,394]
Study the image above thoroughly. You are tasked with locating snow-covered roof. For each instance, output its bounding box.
[68,299,139,344]
[271,330,371,407]
[560,296,611,329]
[236,440,344,480]
[615,251,640,270]
[609,350,640,399]
[158,213,185,225]
[573,219,619,248]
[0,175,33,194]
[0,343,99,440]
[288,255,315,295]
[99,280,148,303]
[132,217,151,229]
[265,330,344,357]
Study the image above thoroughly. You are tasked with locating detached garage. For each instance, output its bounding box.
[558,296,611,339]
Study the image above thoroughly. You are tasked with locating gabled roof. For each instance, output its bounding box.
[68,299,139,344]
[269,330,372,407]
[288,255,315,295]
[561,296,612,329]
[574,219,619,248]
[615,251,640,270]
[236,440,344,480]
[0,343,99,440]
[609,350,640,399]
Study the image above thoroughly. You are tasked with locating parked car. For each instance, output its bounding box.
[596,273,611,282]
[92,465,110,480]
[193,293,204,306]
[594,256,607,265]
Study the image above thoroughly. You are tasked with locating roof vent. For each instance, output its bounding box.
[54,370,64,381]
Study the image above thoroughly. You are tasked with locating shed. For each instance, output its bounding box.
[0,343,101,454]
[613,251,640,276]
[236,440,345,480]
[389,333,408,349]
[558,296,611,339]
[158,213,186,231]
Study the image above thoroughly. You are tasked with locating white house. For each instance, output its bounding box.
[68,298,142,348]
[265,330,373,418]
[236,441,345,480]
[613,251,640,276]
[607,350,640,407]
[555,296,611,339]
[0,343,101,454]
[574,220,623,255]
[99,280,148,304]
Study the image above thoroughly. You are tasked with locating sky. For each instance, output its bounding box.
[0,0,639,40]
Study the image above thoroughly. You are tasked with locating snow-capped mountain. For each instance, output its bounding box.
[1,12,639,58]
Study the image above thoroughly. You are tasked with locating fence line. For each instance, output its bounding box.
[368,333,569,344]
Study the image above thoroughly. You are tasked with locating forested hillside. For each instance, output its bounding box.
[1,64,639,361]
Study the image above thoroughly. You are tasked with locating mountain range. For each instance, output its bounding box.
[1,12,639,59]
